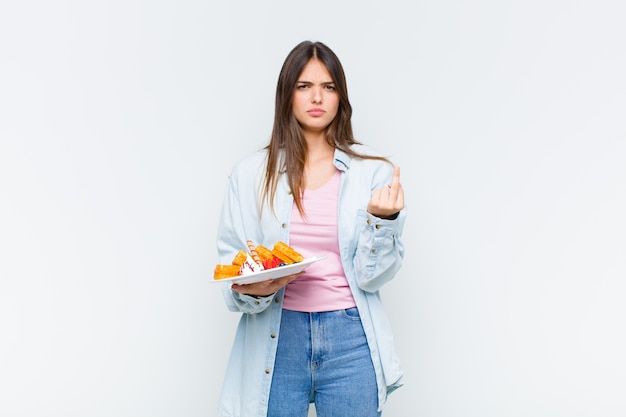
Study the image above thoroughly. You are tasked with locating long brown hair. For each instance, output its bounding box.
[261,40,390,216]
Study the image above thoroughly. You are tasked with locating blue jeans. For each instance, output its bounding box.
[267,308,381,417]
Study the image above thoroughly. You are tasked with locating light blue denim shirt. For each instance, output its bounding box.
[216,145,406,417]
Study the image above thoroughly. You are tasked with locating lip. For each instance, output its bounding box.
[307,108,325,117]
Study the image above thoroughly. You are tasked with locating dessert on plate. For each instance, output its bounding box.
[213,240,303,280]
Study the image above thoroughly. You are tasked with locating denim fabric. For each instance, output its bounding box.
[216,146,406,417]
[268,308,381,417]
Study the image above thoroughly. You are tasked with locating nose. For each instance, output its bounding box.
[312,87,322,104]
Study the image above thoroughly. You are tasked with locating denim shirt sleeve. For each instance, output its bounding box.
[338,148,406,294]
[221,284,275,314]
[354,208,406,293]
[216,150,293,315]
[216,151,278,314]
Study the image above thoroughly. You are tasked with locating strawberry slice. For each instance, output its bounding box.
[262,256,283,270]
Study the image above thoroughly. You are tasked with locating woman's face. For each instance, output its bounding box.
[292,58,339,136]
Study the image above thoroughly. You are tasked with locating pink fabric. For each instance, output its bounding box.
[283,170,356,312]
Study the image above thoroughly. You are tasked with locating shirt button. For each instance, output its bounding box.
[254,300,260,305]
[375,224,381,229]
[265,368,271,374]
[371,249,377,254]
[271,333,276,338]
[281,223,287,229]
[274,296,281,303]
[366,219,371,225]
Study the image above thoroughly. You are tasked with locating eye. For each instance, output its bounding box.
[296,84,309,90]
[324,85,336,91]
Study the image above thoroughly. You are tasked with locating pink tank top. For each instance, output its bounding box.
[283,170,356,312]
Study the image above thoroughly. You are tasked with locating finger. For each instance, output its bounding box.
[385,166,401,201]
[371,188,383,202]
[395,183,405,210]
[231,279,272,294]
[390,166,401,187]
[277,271,303,285]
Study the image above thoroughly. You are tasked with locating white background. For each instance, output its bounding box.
[1,1,625,416]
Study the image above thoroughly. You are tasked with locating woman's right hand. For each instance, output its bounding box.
[231,272,303,297]
[367,166,404,219]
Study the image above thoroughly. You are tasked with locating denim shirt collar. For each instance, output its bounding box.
[333,148,352,172]
[278,147,352,173]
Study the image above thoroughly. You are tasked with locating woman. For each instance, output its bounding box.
[216,40,405,417]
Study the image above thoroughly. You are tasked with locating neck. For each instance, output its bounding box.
[302,140,337,190]
[304,133,333,158]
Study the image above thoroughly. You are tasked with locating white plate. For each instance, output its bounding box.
[211,256,327,285]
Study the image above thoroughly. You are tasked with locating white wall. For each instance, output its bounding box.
[1,1,624,416]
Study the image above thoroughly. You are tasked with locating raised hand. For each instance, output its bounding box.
[367,166,404,219]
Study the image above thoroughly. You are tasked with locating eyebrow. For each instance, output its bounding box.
[296,80,335,85]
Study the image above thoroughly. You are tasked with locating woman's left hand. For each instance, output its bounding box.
[231,272,303,297]
[367,166,404,219]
